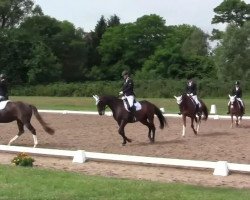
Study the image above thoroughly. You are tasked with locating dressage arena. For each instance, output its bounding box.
[0,112,250,188]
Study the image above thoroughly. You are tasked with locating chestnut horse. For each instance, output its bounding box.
[93,95,167,145]
[174,94,208,136]
[228,94,243,128]
[0,101,54,147]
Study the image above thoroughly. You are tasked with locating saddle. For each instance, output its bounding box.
[122,97,142,112]
[0,100,10,110]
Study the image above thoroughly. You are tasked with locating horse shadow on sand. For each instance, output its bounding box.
[199,131,234,137]
[130,138,185,147]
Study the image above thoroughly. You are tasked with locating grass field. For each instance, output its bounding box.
[11,96,250,115]
[0,165,250,200]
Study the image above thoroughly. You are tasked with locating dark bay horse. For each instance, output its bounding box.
[174,94,208,136]
[0,101,54,147]
[228,95,243,128]
[93,95,167,145]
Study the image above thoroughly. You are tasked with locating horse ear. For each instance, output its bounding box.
[93,95,99,103]
[228,94,231,98]
[174,96,177,99]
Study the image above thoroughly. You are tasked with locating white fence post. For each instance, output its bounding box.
[73,150,86,163]
[213,161,229,176]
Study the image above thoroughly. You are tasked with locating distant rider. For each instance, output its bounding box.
[227,81,245,114]
[0,74,9,102]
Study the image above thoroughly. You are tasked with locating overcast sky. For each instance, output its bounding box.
[34,0,250,34]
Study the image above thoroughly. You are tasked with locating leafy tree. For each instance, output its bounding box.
[212,0,250,27]
[107,14,120,27]
[0,0,42,29]
[136,24,214,80]
[98,14,168,80]
[20,16,88,82]
[214,22,250,82]
[25,42,62,84]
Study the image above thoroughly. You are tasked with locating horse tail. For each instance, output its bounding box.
[201,101,208,120]
[154,105,167,129]
[30,105,55,135]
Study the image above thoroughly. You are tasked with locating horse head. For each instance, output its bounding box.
[174,95,183,105]
[93,95,105,115]
[228,94,236,106]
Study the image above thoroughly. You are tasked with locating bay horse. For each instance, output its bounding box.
[0,101,54,147]
[228,94,243,128]
[174,94,208,136]
[93,95,167,145]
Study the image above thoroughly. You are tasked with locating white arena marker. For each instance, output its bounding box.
[213,161,229,176]
[210,104,217,114]
[73,150,86,163]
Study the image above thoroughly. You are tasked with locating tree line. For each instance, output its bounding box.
[0,0,249,88]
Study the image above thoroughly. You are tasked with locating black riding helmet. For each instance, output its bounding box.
[235,80,240,85]
[0,73,6,80]
[121,70,129,76]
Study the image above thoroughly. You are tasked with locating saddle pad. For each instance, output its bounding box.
[0,100,10,110]
[123,100,142,112]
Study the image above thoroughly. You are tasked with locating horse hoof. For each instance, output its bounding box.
[127,139,132,143]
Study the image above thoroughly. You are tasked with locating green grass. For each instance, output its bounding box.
[11,96,250,115]
[0,164,250,200]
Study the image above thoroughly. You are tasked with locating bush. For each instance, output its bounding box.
[11,152,35,167]
[10,79,250,98]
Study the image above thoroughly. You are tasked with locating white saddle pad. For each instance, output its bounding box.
[122,99,142,112]
[0,100,10,110]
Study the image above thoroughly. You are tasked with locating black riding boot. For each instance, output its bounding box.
[242,106,245,114]
[129,106,137,122]
[226,105,230,114]
[196,104,201,116]
[178,105,182,115]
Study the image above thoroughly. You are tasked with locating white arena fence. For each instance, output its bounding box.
[0,108,249,177]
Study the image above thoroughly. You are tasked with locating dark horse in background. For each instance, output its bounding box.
[0,101,54,147]
[228,94,243,128]
[174,94,208,136]
[93,95,167,145]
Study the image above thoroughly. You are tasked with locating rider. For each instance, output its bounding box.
[0,73,9,102]
[119,70,136,121]
[227,80,245,114]
[178,77,201,115]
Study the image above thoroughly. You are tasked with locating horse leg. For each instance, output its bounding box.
[25,123,38,147]
[140,119,155,143]
[8,120,25,146]
[118,121,131,146]
[195,116,201,134]
[230,114,234,128]
[182,115,186,137]
[191,117,197,135]
[236,116,239,127]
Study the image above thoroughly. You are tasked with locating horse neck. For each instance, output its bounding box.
[103,96,120,113]
[181,95,192,109]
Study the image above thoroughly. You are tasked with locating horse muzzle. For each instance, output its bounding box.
[98,110,105,115]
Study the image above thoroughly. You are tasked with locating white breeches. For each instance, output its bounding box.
[191,95,200,107]
[125,95,135,107]
[237,98,244,107]
[228,98,244,107]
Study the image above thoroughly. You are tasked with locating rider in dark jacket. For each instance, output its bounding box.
[178,78,201,115]
[227,81,245,114]
[119,70,136,121]
[0,74,8,101]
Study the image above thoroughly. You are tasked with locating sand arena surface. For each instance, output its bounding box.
[0,113,250,188]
